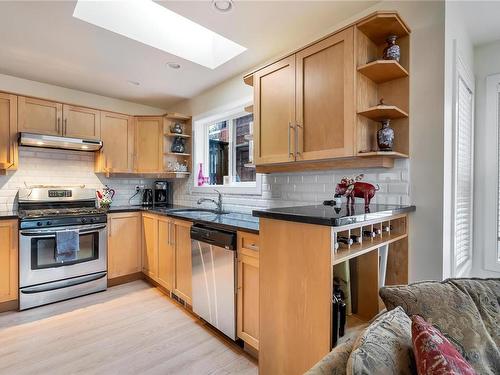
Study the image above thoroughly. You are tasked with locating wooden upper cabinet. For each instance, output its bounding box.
[108,212,142,279]
[142,213,158,280]
[62,104,100,140]
[98,112,134,173]
[253,55,296,165]
[295,27,355,160]
[0,94,18,172]
[157,217,174,291]
[0,220,18,304]
[135,117,164,173]
[173,219,193,304]
[18,96,62,135]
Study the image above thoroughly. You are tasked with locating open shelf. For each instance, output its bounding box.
[333,232,408,265]
[165,133,191,138]
[164,152,191,156]
[357,60,408,83]
[357,151,408,158]
[357,12,410,44]
[244,104,253,113]
[358,105,408,121]
[164,112,191,121]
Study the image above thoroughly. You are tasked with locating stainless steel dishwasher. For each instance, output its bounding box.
[191,224,237,340]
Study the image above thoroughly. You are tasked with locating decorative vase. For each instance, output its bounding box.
[171,137,186,153]
[170,122,183,134]
[197,163,205,186]
[377,119,394,151]
[383,35,400,62]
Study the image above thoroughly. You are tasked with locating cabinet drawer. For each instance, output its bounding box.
[238,231,259,257]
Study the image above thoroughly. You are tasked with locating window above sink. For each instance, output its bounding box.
[192,101,262,195]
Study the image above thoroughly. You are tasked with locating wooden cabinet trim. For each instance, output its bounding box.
[0,220,18,304]
[0,93,18,171]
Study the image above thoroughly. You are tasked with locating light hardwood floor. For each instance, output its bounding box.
[0,281,257,375]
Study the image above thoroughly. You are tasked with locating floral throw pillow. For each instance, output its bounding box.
[411,315,477,375]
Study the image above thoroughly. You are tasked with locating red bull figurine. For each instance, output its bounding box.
[335,174,379,207]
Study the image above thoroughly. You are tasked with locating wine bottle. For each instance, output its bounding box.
[363,230,376,238]
[382,225,393,232]
[337,236,353,245]
[374,228,382,235]
[350,235,362,243]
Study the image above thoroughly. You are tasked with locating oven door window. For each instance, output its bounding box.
[31,232,99,269]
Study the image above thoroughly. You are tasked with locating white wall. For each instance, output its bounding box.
[443,2,475,278]
[170,1,446,283]
[0,73,167,115]
[472,40,500,277]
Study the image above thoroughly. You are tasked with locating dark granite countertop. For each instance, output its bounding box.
[0,210,18,220]
[107,205,259,233]
[253,203,415,227]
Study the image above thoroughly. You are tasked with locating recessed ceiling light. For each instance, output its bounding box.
[127,80,140,86]
[212,0,233,13]
[73,0,246,69]
[167,62,181,70]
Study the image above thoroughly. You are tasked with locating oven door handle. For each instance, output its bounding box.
[20,224,107,237]
[20,272,107,294]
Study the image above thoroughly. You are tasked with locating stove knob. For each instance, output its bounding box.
[90,217,95,223]
[81,218,87,224]
[46,221,52,226]
[37,221,43,227]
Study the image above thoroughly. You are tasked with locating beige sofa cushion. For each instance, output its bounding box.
[379,278,500,375]
[346,307,415,375]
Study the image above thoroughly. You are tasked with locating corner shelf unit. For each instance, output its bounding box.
[163,114,192,177]
[355,12,410,159]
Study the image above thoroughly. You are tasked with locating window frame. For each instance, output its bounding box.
[192,100,262,195]
[484,73,500,273]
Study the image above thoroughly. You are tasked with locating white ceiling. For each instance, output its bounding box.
[456,1,500,46]
[0,1,376,109]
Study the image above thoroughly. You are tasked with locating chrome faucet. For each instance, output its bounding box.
[197,189,223,214]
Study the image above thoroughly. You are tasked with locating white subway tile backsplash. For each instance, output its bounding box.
[0,147,155,211]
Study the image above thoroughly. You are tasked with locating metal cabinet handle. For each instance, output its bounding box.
[57,118,61,134]
[64,119,68,135]
[288,121,294,157]
[295,123,302,156]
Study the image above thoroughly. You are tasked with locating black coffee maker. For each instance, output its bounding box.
[142,188,153,207]
[153,181,172,207]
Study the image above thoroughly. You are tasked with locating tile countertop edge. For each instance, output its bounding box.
[252,204,416,227]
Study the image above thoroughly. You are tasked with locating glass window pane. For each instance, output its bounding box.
[208,120,229,185]
[233,114,255,182]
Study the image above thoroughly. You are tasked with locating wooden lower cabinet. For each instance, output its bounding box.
[107,212,142,280]
[237,231,260,350]
[157,216,174,291]
[172,219,193,304]
[0,220,18,305]
[142,213,159,280]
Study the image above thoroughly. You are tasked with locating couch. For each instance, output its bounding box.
[306,278,500,375]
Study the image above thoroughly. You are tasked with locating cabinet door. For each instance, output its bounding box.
[0,220,18,303]
[98,112,134,173]
[18,96,62,135]
[62,104,101,140]
[135,117,163,172]
[295,27,355,160]
[157,217,174,291]
[253,55,296,165]
[108,212,141,279]
[173,219,192,304]
[142,213,158,280]
[0,94,18,171]
[237,231,260,350]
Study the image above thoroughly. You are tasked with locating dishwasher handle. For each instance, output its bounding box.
[190,225,236,250]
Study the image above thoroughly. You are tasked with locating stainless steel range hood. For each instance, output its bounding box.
[19,133,103,151]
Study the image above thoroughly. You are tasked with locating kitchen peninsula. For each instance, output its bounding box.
[253,203,415,375]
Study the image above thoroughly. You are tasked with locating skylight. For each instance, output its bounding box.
[73,0,246,69]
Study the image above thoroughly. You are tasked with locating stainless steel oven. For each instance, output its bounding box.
[17,187,108,310]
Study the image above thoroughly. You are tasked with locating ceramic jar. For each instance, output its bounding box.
[377,119,394,151]
[171,137,186,153]
[383,35,400,62]
[170,122,183,134]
